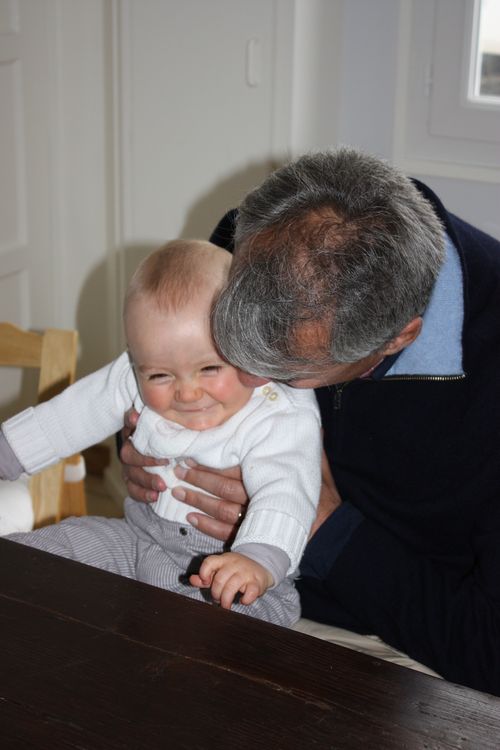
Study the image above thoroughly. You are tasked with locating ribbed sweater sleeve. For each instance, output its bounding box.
[233,393,322,575]
[1,352,137,474]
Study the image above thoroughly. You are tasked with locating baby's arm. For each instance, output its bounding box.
[1,352,137,476]
[189,551,274,608]
[231,393,323,576]
[191,389,323,608]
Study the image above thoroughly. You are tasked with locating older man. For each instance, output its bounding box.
[122,149,500,695]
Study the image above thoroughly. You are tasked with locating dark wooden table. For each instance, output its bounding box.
[1,538,499,749]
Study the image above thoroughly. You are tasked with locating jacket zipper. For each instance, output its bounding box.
[382,374,466,382]
[333,383,346,410]
[332,373,465,410]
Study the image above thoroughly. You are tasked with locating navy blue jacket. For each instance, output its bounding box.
[210,183,500,695]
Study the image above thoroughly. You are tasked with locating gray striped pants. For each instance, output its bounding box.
[7,498,300,627]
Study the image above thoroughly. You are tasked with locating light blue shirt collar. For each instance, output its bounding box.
[385,234,464,377]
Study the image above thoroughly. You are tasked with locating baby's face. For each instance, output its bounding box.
[126,294,254,430]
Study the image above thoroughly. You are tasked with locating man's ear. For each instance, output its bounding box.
[382,317,423,356]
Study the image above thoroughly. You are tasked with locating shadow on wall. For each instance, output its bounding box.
[180,158,277,239]
[75,158,279,378]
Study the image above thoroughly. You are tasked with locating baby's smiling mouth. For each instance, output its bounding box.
[174,404,217,413]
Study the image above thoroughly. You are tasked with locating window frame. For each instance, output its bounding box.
[393,0,500,180]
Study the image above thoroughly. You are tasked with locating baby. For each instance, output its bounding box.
[0,240,322,626]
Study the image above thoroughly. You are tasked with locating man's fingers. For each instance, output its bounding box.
[122,408,140,440]
[176,465,247,504]
[122,464,164,491]
[119,407,171,504]
[120,439,167,468]
[173,484,243,525]
[186,512,235,543]
[124,407,140,429]
[121,464,168,504]
[123,478,158,504]
[193,464,243,480]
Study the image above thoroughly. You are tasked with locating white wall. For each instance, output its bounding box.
[290,0,499,239]
[1,0,295,395]
[109,0,291,357]
[336,0,401,158]
[1,0,499,403]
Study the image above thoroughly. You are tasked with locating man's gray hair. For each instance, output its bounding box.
[212,148,446,380]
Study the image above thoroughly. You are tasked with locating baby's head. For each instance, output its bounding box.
[124,239,231,317]
[124,240,254,430]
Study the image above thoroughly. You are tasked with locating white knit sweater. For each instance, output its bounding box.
[2,352,322,573]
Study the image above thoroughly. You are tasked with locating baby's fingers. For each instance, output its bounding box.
[190,556,220,589]
[189,573,210,589]
[218,574,244,610]
[197,555,221,582]
[239,582,260,606]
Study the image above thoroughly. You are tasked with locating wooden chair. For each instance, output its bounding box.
[0,322,87,527]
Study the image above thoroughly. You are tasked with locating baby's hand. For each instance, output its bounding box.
[189,552,273,609]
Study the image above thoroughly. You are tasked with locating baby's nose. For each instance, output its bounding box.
[176,381,203,402]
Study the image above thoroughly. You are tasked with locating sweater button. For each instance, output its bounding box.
[179,527,188,536]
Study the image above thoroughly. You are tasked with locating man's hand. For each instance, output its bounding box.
[309,449,343,538]
[120,409,249,535]
[173,462,249,542]
[120,408,168,503]
[190,552,273,609]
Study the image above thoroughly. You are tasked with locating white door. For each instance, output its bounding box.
[0,0,294,421]
[0,0,61,419]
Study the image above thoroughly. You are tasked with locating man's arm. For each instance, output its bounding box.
[299,501,500,696]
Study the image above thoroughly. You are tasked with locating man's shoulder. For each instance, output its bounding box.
[412,178,500,259]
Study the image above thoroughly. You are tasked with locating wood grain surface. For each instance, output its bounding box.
[1,538,499,749]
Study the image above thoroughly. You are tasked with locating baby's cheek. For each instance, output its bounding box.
[209,381,231,400]
[140,384,165,412]
[213,371,251,401]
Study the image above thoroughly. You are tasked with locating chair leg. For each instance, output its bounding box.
[58,454,87,521]
[31,464,65,528]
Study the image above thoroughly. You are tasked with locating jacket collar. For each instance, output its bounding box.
[379,233,464,379]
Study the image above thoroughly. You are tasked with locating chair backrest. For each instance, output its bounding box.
[0,322,80,526]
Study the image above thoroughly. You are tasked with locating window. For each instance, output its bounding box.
[398,0,500,175]
[470,0,500,101]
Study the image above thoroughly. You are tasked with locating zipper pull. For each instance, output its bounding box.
[333,384,344,410]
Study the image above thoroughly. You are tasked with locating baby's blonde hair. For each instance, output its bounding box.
[124,239,231,316]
